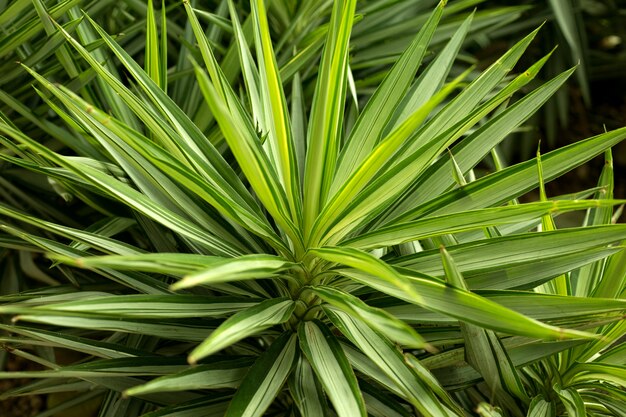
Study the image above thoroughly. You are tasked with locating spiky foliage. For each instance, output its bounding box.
[0,1,625,417]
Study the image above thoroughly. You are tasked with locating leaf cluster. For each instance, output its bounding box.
[0,1,625,416]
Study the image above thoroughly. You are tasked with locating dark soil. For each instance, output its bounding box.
[0,353,45,417]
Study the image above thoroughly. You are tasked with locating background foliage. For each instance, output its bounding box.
[0,0,625,416]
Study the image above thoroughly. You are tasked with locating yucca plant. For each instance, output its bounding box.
[0,1,625,416]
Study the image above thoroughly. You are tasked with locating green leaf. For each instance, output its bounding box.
[310,246,426,305]
[9,314,212,342]
[225,1,263,133]
[0,17,81,88]
[302,0,357,235]
[476,403,504,417]
[0,203,143,256]
[573,150,615,296]
[53,253,220,275]
[159,0,167,91]
[554,385,586,417]
[403,353,466,416]
[426,339,586,390]
[402,127,626,222]
[479,292,626,321]
[312,69,469,246]
[310,285,430,349]
[59,13,260,217]
[548,0,590,105]
[324,307,453,417]
[403,25,545,157]
[279,27,327,83]
[125,358,253,396]
[385,68,576,222]
[441,247,529,405]
[332,1,446,191]
[362,386,412,417]
[0,0,82,58]
[344,200,621,250]
[388,12,473,131]
[592,246,626,299]
[188,298,295,364]
[385,290,626,323]
[0,224,170,294]
[225,332,298,417]
[393,225,626,290]
[183,1,244,106]
[580,317,626,361]
[298,320,366,417]
[321,51,552,243]
[314,246,595,340]
[596,341,626,366]
[527,396,556,417]
[30,73,281,254]
[170,254,296,290]
[31,0,81,79]
[0,324,142,359]
[0,120,244,257]
[580,387,626,417]
[250,0,302,221]
[567,363,626,388]
[66,6,141,129]
[192,63,302,252]
[288,355,328,417]
[141,397,231,417]
[0,0,32,26]
[28,294,260,319]
[0,356,188,378]
[340,343,416,405]
[145,0,165,90]
[339,272,593,341]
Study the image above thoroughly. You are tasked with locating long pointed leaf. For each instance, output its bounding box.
[298,320,366,417]
[171,254,295,290]
[315,247,593,340]
[126,359,253,396]
[188,298,295,364]
[344,200,622,250]
[324,306,452,417]
[332,1,446,191]
[288,355,328,417]
[311,285,429,349]
[303,0,357,236]
[441,247,529,406]
[193,65,302,253]
[250,0,302,221]
[225,333,298,417]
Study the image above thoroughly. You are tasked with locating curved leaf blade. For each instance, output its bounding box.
[188,298,295,364]
[171,254,295,290]
[318,247,594,340]
[303,0,357,235]
[125,359,253,396]
[324,306,453,417]
[311,285,430,349]
[298,320,366,417]
[225,333,298,417]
